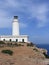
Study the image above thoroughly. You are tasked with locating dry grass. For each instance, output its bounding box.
[0,43,49,65]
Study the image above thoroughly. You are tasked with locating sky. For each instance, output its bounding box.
[0,0,49,44]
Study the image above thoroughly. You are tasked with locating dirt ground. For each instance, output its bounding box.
[0,46,49,65]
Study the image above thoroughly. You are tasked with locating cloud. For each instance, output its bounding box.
[0,0,29,28]
[19,22,27,28]
[0,0,49,28]
[0,0,49,44]
[0,9,12,28]
[28,3,49,28]
[36,5,48,27]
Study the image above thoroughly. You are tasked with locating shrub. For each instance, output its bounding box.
[14,43,18,46]
[27,42,34,47]
[0,41,5,47]
[1,49,13,55]
[33,48,38,52]
[7,43,13,47]
[0,41,5,44]
[18,44,22,46]
[47,64,49,65]
[18,44,24,46]
[43,53,49,58]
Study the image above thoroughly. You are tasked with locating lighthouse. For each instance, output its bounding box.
[0,16,28,42]
[12,16,19,36]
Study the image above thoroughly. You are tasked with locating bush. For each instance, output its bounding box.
[43,53,49,58]
[27,42,34,47]
[33,48,38,52]
[7,43,13,47]
[1,49,13,55]
[18,44,24,46]
[14,43,18,46]
[0,41,5,44]
[18,44,22,46]
[0,41,5,47]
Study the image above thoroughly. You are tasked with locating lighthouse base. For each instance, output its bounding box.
[0,35,28,42]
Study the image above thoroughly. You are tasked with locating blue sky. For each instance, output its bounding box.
[0,0,49,44]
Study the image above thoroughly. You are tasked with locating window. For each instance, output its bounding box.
[16,39,18,42]
[3,39,5,41]
[22,39,24,42]
[9,39,12,42]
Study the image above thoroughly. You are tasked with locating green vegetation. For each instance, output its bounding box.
[43,53,49,58]
[27,42,34,47]
[0,41,5,47]
[1,49,13,55]
[14,43,18,46]
[18,44,24,46]
[0,41,25,47]
[7,42,24,47]
[0,41,5,44]
[33,48,38,52]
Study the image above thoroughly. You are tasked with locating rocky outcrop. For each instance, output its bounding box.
[0,42,49,65]
[33,46,47,54]
[0,56,49,65]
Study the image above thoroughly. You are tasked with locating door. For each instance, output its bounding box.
[22,39,24,42]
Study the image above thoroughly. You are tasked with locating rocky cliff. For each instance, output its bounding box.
[0,41,49,65]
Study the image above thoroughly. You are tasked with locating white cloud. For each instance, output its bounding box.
[0,17,12,28]
[0,9,12,28]
[5,0,20,8]
[36,5,48,27]
[19,22,27,28]
[0,0,29,28]
[0,0,49,28]
[29,3,49,28]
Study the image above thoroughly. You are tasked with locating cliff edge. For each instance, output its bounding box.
[0,41,49,65]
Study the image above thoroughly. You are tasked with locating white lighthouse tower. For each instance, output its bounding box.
[0,16,28,42]
[12,16,19,36]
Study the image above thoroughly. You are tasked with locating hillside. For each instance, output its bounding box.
[0,41,49,65]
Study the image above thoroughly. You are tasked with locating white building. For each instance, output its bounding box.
[0,16,28,42]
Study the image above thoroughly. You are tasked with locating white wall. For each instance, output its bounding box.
[12,19,19,36]
[0,35,28,42]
